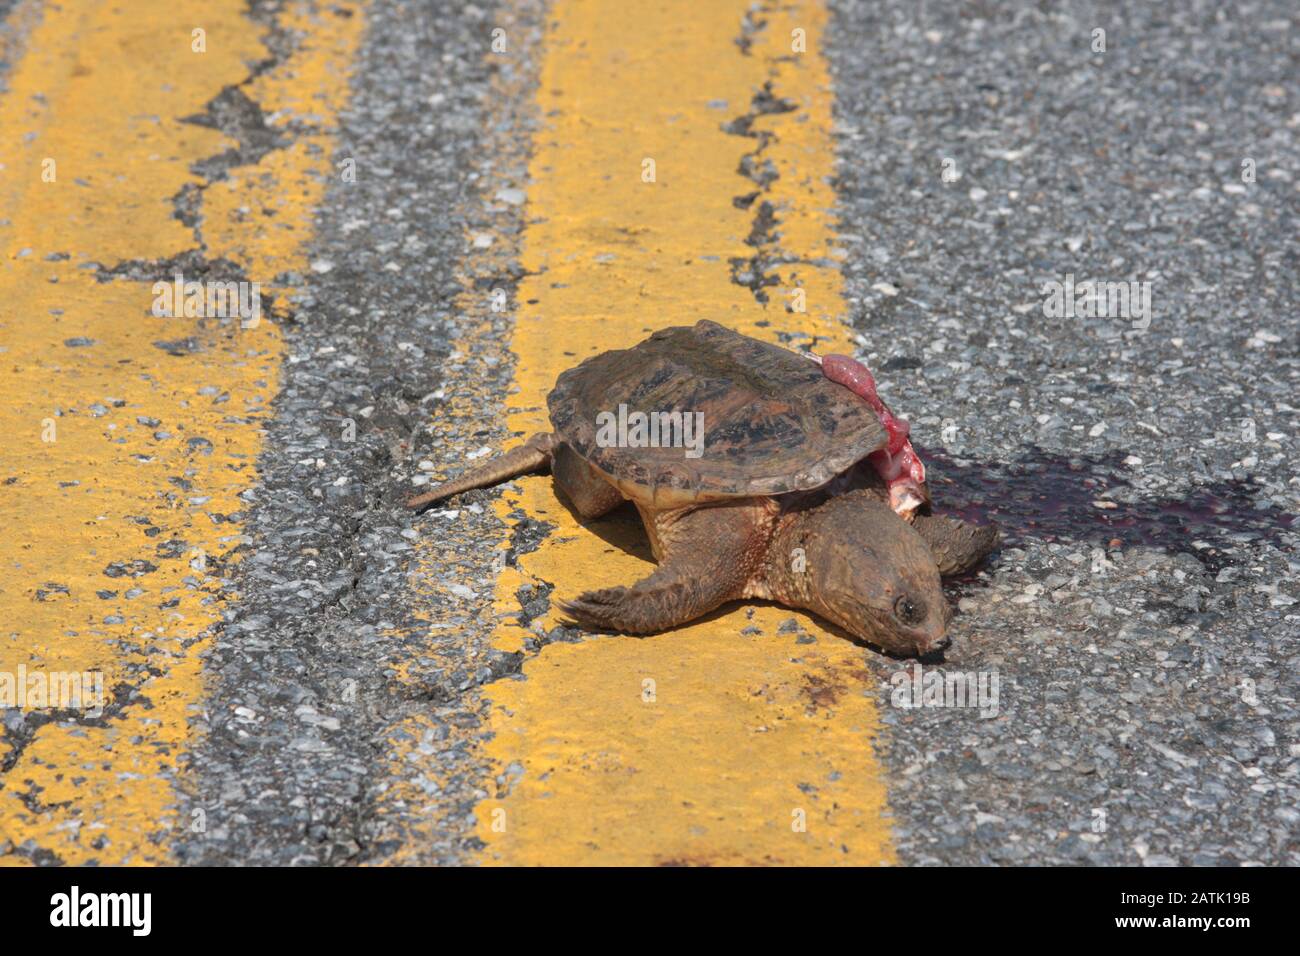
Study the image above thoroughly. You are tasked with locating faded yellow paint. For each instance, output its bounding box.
[473,0,895,864]
[202,2,363,312]
[0,0,363,864]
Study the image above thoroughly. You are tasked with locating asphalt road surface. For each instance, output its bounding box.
[0,0,1295,866]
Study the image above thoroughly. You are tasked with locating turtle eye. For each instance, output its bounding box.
[894,594,926,626]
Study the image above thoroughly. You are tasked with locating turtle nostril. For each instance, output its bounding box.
[932,635,952,654]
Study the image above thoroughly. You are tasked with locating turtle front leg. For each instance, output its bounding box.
[560,499,774,635]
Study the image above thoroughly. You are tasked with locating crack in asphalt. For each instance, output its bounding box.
[724,72,798,304]
[90,0,305,306]
[0,681,139,778]
[182,84,288,184]
[734,4,768,57]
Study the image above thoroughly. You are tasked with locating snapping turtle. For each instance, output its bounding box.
[408,320,997,655]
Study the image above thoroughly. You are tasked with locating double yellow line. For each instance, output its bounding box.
[0,0,894,865]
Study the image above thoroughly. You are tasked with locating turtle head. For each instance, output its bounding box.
[783,490,949,656]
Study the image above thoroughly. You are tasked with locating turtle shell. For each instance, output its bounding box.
[547,320,888,508]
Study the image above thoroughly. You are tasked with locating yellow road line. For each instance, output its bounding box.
[473,0,895,865]
[0,0,363,865]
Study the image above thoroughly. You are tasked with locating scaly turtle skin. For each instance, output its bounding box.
[407,320,998,656]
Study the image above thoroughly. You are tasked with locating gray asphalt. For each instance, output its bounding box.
[827,0,1297,864]
[0,0,34,92]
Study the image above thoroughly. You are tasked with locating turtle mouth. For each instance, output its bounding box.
[895,620,949,658]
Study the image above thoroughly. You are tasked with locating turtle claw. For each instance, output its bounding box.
[559,587,618,632]
[558,587,646,635]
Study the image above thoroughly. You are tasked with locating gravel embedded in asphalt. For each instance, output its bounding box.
[826,0,1298,865]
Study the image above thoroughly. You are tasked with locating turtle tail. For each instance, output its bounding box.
[405,433,556,511]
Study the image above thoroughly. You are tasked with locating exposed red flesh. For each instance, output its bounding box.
[817,353,928,519]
